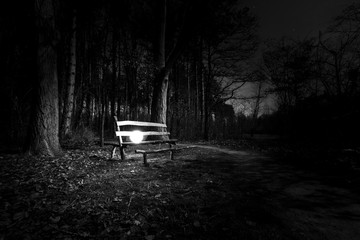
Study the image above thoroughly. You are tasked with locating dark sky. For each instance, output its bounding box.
[243,0,355,39]
[233,0,356,114]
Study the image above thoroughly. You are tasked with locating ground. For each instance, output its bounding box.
[1,141,360,239]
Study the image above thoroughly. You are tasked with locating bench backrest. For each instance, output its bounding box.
[114,116,169,144]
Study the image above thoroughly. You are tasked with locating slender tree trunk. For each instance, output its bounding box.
[203,93,209,140]
[98,65,104,146]
[85,92,91,126]
[62,11,76,138]
[203,45,212,140]
[73,90,85,130]
[175,65,181,137]
[195,59,199,122]
[127,66,138,120]
[147,75,152,117]
[100,94,107,147]
[74,26,86,130]
[111,31,117,118]
[334,55,342,96]
[198,38,205,137]
[186,60,191,136]
[26,0,61,156]
[100,98,105,147]
[105,92,110,128]
[250,82,262,137]
[87,60,93,126]
[99,22,109,143]
[195,40,203,130]
[117,41,122,118]
[58,37,68,121]
[201,70,206,138]
[125,78,129,119]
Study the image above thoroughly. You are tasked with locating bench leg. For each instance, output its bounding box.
[143,153,149,166]
[120,147,126,161]
[111,146,117,159]
[170,150,174,160]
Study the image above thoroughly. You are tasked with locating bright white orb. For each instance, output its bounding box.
[129,130,144,144]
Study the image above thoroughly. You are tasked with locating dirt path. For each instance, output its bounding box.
[187,144,360,240]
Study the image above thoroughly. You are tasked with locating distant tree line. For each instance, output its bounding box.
[258,2,360,144]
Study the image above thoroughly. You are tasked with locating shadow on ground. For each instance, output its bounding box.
[1,144,360,239]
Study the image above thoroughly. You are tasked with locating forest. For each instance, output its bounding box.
[1,0,360,239]
[1,0,360,155]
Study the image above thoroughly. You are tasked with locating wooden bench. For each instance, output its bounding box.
[105,116,180,165]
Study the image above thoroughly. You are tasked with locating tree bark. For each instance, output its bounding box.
[150,0,197,124]
[151,0,168,123]
[117,41,122,118]
[62,11,76,137]
[151,70,169,123]
[203,45,212,140]
[25,0,62,156]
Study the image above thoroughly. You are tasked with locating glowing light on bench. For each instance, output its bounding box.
[129,130,144,144]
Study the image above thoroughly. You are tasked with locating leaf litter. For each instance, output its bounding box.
[0,143,310,239]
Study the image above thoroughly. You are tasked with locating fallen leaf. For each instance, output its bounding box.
[145,235,155,240]
[193,220,201,228]
[246,220,256,226]
[113,197,122,202]
[50,216,61,223]
[13,212,27,221]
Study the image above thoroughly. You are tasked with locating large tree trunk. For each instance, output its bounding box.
[25,0,61,156]
[151,71,169,123]
[62,11,76,137]
[151,0,167,124]
[150,0,193,124]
